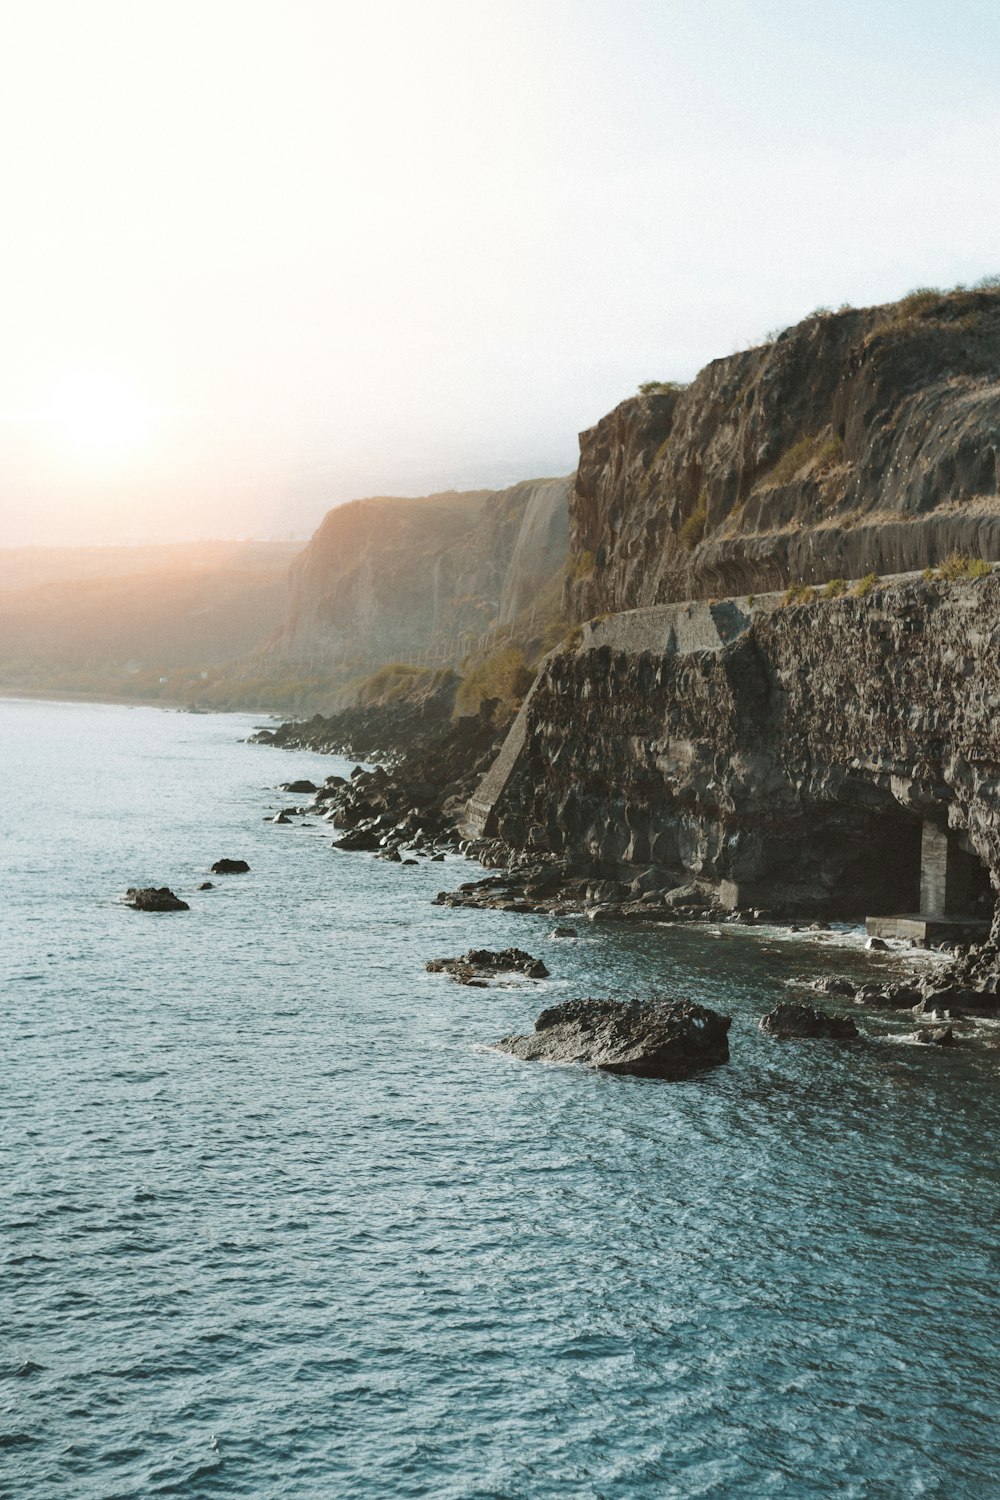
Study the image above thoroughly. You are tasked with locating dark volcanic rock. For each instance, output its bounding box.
[198,881,214,890]
[462,574,1000,931]
[565,287,1000,620]
[460,288,1000,942]
[267,684,509,863]
[281,779,318,793]
[426,948,549,984]
[211,858,250,874]
[760,1002,859,1040]
[494,997,731,1079]
[124,887,190,912]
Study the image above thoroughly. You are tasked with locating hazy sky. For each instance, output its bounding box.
[2,0,999,546]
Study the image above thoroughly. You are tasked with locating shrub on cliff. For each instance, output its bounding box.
[637,380,689,395]
[935,553,992,582]
[679,494,708,550]
[765,434,821,488]
[783,581,814,605]
[853,572,880,597]
[455,646,534,720]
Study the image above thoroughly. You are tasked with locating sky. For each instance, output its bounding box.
[1,0,999,547]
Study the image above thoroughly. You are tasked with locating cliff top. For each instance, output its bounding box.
[567,282,1000,616]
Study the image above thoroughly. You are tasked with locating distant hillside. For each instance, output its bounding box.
[0,539,302,592]
[273,477,572,679]
[0,540,301,703]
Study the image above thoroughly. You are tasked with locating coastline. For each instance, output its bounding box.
[0,687,192,709]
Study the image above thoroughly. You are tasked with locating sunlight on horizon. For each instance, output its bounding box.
[1,0,999,547]
[41,367,158,467]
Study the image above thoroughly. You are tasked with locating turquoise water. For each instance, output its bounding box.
[2,698,999,1498]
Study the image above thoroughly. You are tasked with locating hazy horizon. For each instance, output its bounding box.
[2,0,999,547]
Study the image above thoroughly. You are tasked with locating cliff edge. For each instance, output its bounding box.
[567,286,1000,618]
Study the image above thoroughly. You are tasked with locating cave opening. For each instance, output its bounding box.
[865,814,994,943]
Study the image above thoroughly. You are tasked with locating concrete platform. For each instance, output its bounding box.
[865,914,991,946]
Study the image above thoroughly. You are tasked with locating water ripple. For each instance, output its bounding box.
[2,698,999,1497]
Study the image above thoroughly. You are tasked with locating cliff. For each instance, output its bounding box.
[274,476,571,677]
[465,571,1000,925]
[566,286,1000,619]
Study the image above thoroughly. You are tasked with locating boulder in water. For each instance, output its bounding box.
[426,947,549,983]
[495,997,731,1079]
[124,887,190,912]
[760,1002,859,1040]
[210,858,250,874]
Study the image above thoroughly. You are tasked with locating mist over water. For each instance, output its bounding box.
[3,699,1000,1498]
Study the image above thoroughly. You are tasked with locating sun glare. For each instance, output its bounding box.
[44,368,155,464]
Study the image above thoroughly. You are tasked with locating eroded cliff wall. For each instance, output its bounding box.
[567,287,1000,619]
[467,572,1000,921]
[275,477,570,674]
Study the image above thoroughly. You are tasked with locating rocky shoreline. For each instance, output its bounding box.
[252,696,1000,1065]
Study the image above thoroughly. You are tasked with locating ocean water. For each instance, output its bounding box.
[2,697,1000,1499]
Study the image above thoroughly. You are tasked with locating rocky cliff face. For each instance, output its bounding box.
[276,477,570,675]
[567,287,1000,619]
[466,572,1000,923]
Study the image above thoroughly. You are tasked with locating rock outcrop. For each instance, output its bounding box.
[566,287,1000,620]
[494,998,731,1078]
[464,572,1000,925]
[211,858,250,874]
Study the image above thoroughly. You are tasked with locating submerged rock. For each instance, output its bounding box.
[494,997,731,1079]
[426,947,550,984]
[811,976,857,998]
[760,1002,859,1040]
[913,1024,956,1047]
[210,858,250,874]
[123,887,190,912]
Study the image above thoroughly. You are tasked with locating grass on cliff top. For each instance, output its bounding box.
[637,380,689,395]
[756,274,1000,349]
